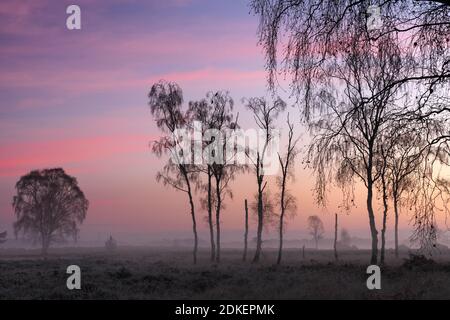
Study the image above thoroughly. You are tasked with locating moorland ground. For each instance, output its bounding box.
[1,246,450,299]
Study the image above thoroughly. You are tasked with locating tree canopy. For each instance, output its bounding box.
[13,168,88,255]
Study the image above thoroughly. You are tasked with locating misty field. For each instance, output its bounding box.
[1,247,450,300]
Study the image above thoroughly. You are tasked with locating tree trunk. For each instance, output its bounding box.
[394,194,399,258]
[277,210,284,265]
[334,213,338,261]
[253,160,264,263]
[380,175,388,265]
[367,180,378,265]
[243,199,248,262]
[365,150,378,265]
[253,187,263,262]
[182,167,198,265]
[207,170,215,262]
[215,176,222,263]
[277,174,287,265]
[41,236,50,258]
[188,189,198,265]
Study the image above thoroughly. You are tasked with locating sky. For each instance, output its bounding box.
[0,0,434,245]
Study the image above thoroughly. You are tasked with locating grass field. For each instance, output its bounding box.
[1,247,450,299]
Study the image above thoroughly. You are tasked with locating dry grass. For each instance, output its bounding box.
[1,247,450,299]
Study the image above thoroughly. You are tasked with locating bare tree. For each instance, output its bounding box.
[189,91,243,263]
[307,215,324,250]
[245,96,286,262]
[204,166,216,262]
[387,126,428,257]
[250,190,277,258]
[252,0,450,260]
[190,92,239,263]
[306,32,411,264]
[13,168,88,256]
[378,143,390,265]
[188,96,218,262]
[209,93,240,263]
[408,146,450,251]
[149,80,200,264]
[250,0,450,114]
[276,115,299,264]
[375,123,417,262]
[375,120,422,262]
[379,118,445,256]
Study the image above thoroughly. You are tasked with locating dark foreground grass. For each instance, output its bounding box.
[1,247,450,299]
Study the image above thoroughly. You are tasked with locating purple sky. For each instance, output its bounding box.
[0,0,419,244]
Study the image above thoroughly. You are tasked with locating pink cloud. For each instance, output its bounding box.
[0,67,266,97]
[151,68,265,85]
[90,27,259,59]
[0,134,153,178]
[0,0,51,18]
[0,0,57,37]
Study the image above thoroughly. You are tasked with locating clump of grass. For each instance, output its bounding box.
[109,266,132,279]
[402,253,436,270]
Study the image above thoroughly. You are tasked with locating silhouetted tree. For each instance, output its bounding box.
[250,189,276,258]
[188,96,217,262]
[251,1,450,114]
[390,137,420,257]
[378,142,390,265]
[408,146,450,251]
[12,168,88,256]
[252,0,450,262]
[306,32,411,264]
[276,115,299,264]
[210,93,239,263]
[189,91,239,263]
[378,118,445,256]
[245,96,286,262]
[200,166,216,262]
[149,80,200,264]
[376,123,421,263]
[385,125,430,257]
[307,215,324,250]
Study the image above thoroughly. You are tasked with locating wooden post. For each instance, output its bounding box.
[334,213,338,261]
[243,199,249,262]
